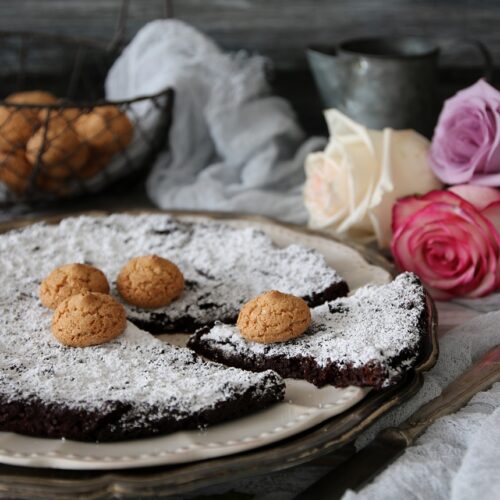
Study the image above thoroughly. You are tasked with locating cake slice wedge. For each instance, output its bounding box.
[188,273,428,390]
[0,290,285,442]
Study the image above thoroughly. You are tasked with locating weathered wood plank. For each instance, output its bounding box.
[0,0,497,70]
[0,0,495,133]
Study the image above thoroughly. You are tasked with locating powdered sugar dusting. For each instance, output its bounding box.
[0,283,283,417]
[0,214,344,330]
[196,273,426,387]
[0,215,299,425]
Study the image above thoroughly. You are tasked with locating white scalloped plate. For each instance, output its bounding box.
[0,214,391,470]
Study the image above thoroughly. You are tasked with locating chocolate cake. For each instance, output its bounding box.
[188,273,428,389]
[0,213,346,441]
[2,214,348,333]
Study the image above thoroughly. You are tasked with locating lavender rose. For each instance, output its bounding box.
[430,79,500,186]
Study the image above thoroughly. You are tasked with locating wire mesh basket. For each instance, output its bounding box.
[0,29,173,207]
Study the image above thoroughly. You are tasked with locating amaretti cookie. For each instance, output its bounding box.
[26,116,89,175]
[0,91,58,152]
[6,91,58,126]
[0,107,33,151]
[0,149,33,194]
[76,149,112,179]
[39,263,110,309]
[237,291,311,343]
[188,273,428,389]
[51,292,126,347]
[75,105,133,154]
[6,91,57,106]
[117,255,184,308]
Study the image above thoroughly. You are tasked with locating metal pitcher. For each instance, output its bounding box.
[307,37,492,137]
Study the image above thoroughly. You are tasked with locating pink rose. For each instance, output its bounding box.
[391,185,500,300]
[430,79,500,186]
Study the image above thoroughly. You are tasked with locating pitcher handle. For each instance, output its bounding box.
[440,38,493,82]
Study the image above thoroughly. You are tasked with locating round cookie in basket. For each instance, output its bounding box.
[0,32,173,205]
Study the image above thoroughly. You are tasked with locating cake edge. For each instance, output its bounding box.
[0,371,286,442]
[129,279,350,335]
[187,278,428,390]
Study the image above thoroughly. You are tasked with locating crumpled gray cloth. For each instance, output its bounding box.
[344,311,500,500]
[106,19,324,223]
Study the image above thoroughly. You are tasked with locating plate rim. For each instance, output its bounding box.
[0,209,438,499]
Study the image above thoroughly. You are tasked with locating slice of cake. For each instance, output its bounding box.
[188,273,428,389]
[0,286,285,442]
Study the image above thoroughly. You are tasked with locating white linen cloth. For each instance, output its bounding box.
[105,19,324,223]
[343,304,500,500]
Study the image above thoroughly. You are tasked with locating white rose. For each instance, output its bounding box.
[304,110,442,248]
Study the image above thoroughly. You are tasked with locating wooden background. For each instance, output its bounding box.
[0,0,496,132]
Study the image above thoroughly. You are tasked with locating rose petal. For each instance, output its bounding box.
[334,129,386,236]
[393,190,467,231]
[449,185,500,210]
[392,195,432,232]
[393,189,500,233]
[486,108,500,171]
[482,200,500,236]
[409,221,477,289]
[304,152,350,228]
[468,172,500,187]
[372,129,441,248]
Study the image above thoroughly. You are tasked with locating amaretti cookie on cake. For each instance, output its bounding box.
[237,291,311,343]
[51,292,126,347]
[39,263,110,309]
[116,254,185,308]
[188,273,428,389]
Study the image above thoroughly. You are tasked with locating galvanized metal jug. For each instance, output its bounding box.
[307,37,492,137]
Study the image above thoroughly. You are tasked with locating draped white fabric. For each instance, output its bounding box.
[106,19,324,223]
[344,306,500,500]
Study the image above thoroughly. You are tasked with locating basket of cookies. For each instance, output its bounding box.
[0,31,173,205]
